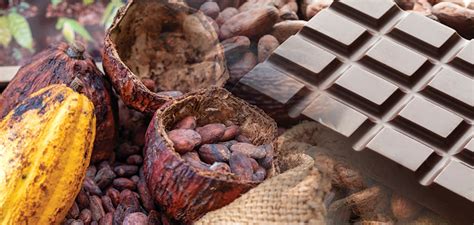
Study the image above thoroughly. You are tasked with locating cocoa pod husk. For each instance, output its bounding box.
[137,179,156,212]
[220,6,279,39]
[147,210,162,225]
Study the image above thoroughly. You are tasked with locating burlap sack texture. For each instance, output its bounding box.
[196,121,332,225]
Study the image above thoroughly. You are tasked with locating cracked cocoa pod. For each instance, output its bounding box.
[0,42,118,162]
[144,87,277,223]
[103,0,228,114]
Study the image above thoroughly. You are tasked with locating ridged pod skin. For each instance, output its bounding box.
[0,42,117,162]
[0,85,96,225]
[144,87,277,223]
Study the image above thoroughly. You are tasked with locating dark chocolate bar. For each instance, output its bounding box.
[232,0,474,224]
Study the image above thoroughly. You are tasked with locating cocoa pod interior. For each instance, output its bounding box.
[103,0,228,113]
[144,87,277,223]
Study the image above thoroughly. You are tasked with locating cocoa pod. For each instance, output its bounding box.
[229,152,254,180]
[216,7,239,26]
[123,212,148,225]
[173,116,197,130]
[432,2,474,39]
[210,162,232,173]
[200,2,220,19]
[390,193,423,221]
[221,125,241,141]
[113,190,141,225]
[95,167,117,189]
[79,209,92,225]
[196,123,226,144]
[137,179,156,212]
[90,195,106,221]
[167,129,202,153]
[114,165,139,177]
[271,20,306,43]
[113,178,137,191]
[84,177,102,196]
[106,188,121,207]
[198,144,231,164]
[252,166,267,182]
[258,35,279,62]
[77,189,90,209]
[228,51,257,85]
[101,195,115,213]
[220,6,279,39]
[230,143,266,159]
[68,202,80,219]
[126,155,144,165]
[99,213,113,225]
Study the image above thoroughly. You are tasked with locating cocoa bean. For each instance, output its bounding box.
[113,190,141,225]
[272,20,306,42]
[99,213,113,225]
[219,140,238,149]
[71,220,85,225]
[186,0,207,9]
[391,193,423,221]
[123,212,148,225]
[117,143,141,159]
[305,0,332,20]
[137,179,156,212]
[252,166,267,182]
[210,162,232,173]
[433,2,474,39]
[79,209,92,225]
[220,6,279,39]
[131,175,140,184]
[395,0,415,10]
[198,144,231,164]
[95,167,116,189]
[68,201,80,219]
[173,116,197,130]
[196,123,226,144]
[258,145,274,169]
[239,0,274,12]
[184,155,211,170]
[229,152,254,180]
[77,189,90,209]
[258,35,279,62]
[101,195,115,213]
[200,2,220,19]
[230,143,266,159]
[235,134,251,143]
[84,177,102,195]
[167,129,202,153]
[147,210,162,225]
[217,0,241,10]
[436,0,474,9]
[113,178,137,191]
[98,161,111,171]
[228,51,257,84]
[279,3,299,20]
[181,151,201,161]
[126,154,143,165]
[114,165,139,177]
[216,7,239,26]
[106,188,121,207]
[222,36,251,64]
[334,163,366,193]
[249,157,259,171]
[91,222,98,225]
[90,195,106,221]
[221,125,241,141]
[86,165,97,178]
[206,16,220,33]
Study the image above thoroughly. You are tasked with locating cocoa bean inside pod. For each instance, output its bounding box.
[144,87,277,223]
[103,0,228,114]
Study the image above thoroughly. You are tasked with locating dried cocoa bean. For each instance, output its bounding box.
[304,0,332,20]
[77,189,90,209]
[279,3,299,20]
[71,220,85,225]
[126,154,143,165]
[114,165,139,177]
[196,123,226,144]
[216,7,239,26]
[200,2,220,19]
[206,16,220,33]
[198,144,231,164]
[173,116,197,130]
[90,195,106,221]
[220,6,279,39]
[79,208,92,225]
[186,0,207,9]
[252,166,267,182]
[220,140,238,148]
[395,0,415,10]
[258,145,274,169]
[258,35,279,62]
[334,163,366,193]
[131,175,140,184]
[113,178,137,191]
[235,134,251,143]
[137,179,156,212]
[106,188,121,207]
[68,201,80,219]
[390,193,423,221]
[433,2,474,39]
[181,151,201,161]
[99,213,113,225]
[228,51,257,84]
[101,195,115,213]
[230,143,266,159]
[184,155,211,170]
[229,152,254,180]
[84,177,103,195]
[95,167,116,189]
[217,0,241,10]
[167,129,202,153]
[123,212,148,225]
[272,20,306,43]
[249,157,259,171]
[221,125,241,141]
[117,143,141,159]
[222,36,251,64]
[91,221,98,225]
[147,210,162,225]
[113,190,141,225]
[210,162,232,173]
[239,0,273,12]
[86,165,97,178]
[98,161,112,171]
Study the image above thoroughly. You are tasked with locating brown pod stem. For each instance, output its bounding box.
[144,87,277,223]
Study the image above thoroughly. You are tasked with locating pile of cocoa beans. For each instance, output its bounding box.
[168,116,273,182]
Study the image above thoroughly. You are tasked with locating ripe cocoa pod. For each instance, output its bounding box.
[220,6,280,39]
[196,123,226,144]
[167,129,202,153]
[0,43,117,162]
[144,87,277,223]
[103,0,228,114]
[0,85,96,225]
[198,144,231,164]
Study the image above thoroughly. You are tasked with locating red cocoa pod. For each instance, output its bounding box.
[221,125,241,141]
[198,144,231,164]
[144,88,277,223]
[147,210,162,225]
[68,201,80,219]
[210,162,232,173]
[271,20,306,43]
[79,209,92,225]
[228,51,257,85]
[113,190,141,225]
[117,143,141,159]
[99,213,113,225]
[0,42,118,162]
[113,178,136,191]
[137,179,156,212]
[230,143,266,159]
[101,195,115,213]
[114,165,139,177]
[216,7,239,26]
[95,167,117,189]
[103,1,228,114]
[84,177,103,195]
[220,6,279,39]
[126,154,144,165]
[90,195,106,221]
[77,189,90,209]
[106,188,121,207]
[236,134,251,143]
[229,152,254,180]
[123,212,148,225]
[86,165,97,179]
[167,129,202,154]
[173,116,197,130]
[200,2,220,19]
[196,123,226,144]
[220,140,238,149]
[221,36,251,64]
[252,166,267,182]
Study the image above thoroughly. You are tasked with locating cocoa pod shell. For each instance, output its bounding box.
[144,87,277,223]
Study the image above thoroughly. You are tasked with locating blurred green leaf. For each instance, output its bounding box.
[102,0,124,29]
[83,0,94,5]
[62,21,75,43]
[7,12,33,51]
[51,0,62,7]
[57,17,92,43]
[0,16,12,47]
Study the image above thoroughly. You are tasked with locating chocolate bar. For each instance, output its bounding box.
[232,0,473,224]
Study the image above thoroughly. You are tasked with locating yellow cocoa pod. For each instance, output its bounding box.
[0,84,96,225]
